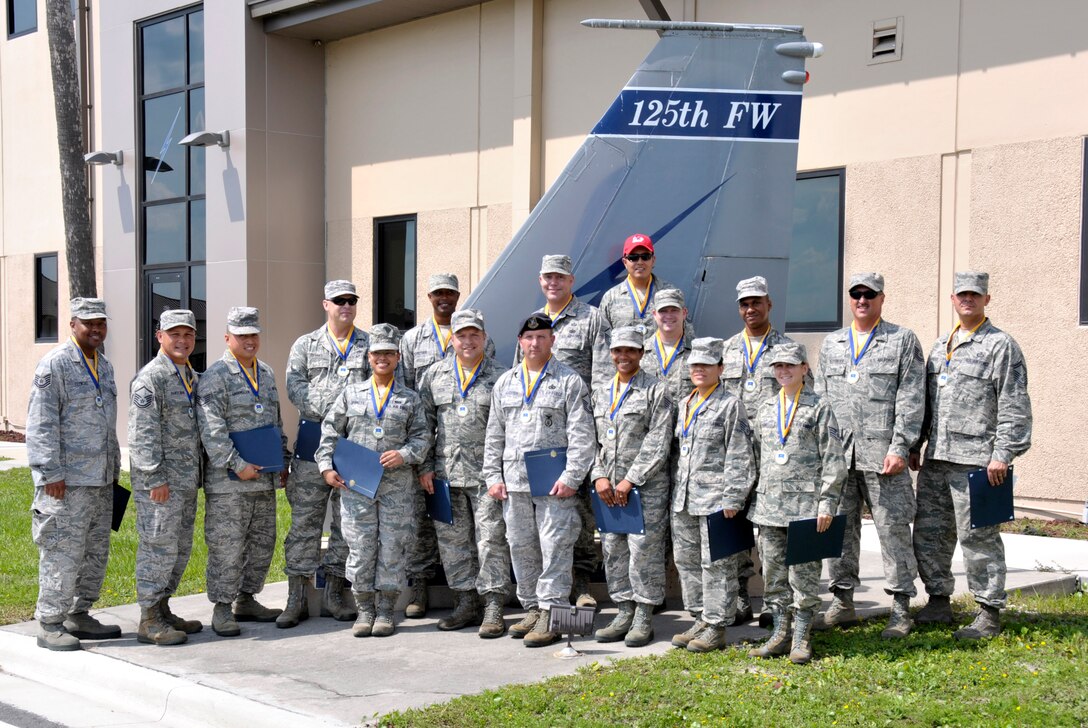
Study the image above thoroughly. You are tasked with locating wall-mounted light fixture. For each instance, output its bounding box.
[84,150,123,165]
[179,130,230,148]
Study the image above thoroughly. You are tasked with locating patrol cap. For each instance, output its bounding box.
[518,313,553,336]
[610,325,645,350]
[368,323,401,352]
[324,280,357,300]
[768,341,808,366]
[736,276,769,301]
[159,309,196,331]
[428,273,460,294]
[226,307,261,335]
[540,255,573,276]
[688,337,724,366]
[70,297,109,321]
[451,308,485,333]
[654,288,685,310]
[953,271,989,295]
[848,272,884,293]
[623,233,654,255]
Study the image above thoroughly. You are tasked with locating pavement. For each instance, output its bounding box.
[0,441,1085,727]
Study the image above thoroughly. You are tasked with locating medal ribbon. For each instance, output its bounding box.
[849,318,881,367]
[608,374,636,421]
[71,336,100,393]
[327,324,355,362]
[624,277,654,319]
[370,377,394,421]
[431,317,452,358]
[231,353,261,402]
[654,331,681,375]
[682,383,718,437]
[455,356,484,399]
[546,295,573,321]
[742,329,770,375]
[777,387,801,446]
[521,357,551,404]
[945,317,988,364]
[165,353,194,405]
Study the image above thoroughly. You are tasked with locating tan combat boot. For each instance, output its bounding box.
[233,592,281,622]
[953,605,1001,640]
[438,590,479,631]
[404,579,428,618]
[212,602,241,637]
[276,575,310,629]
[372,591,398,637]
[137,602,187,646]
[881,593,914,639]
[509,607,541,639]
[160,598,202,634]
[352,592,376,637]
[748,607,792,658]
[37,621,81,652]
[916,594,954,625]
[789,609,816,664]
[63,611,122,640]
[813,588,858,631]
[478,593,507,639]
[671,618,707,648]
[523,608,559,648]
[594,601,635,643]
[687,624,727,653]
[625,602,655,647]
[323,574,357,621]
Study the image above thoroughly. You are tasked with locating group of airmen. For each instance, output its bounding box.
[27,233,1032,667]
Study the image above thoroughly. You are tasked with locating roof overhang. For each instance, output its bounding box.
[248,0,485,41]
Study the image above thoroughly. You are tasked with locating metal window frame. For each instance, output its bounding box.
[373,214,418,329]
[6,0,37,39]
[34,252,59,343]
[1080,138,1088,325]
[785,167,846,333]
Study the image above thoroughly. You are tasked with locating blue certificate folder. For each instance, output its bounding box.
[785,514,847,566]
[228,425,285,476]
[111,482,130,532]
[968,466,1015,529]
[426,479,454,525]
[294,419,321,462]
[333,437,384,499]
[706,508,755,562]
[590,488,645,535]
[524,447,567,497]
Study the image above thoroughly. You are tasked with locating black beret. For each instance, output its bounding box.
[518,313,553,335]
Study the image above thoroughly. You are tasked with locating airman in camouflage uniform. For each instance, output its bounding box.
[418,308,511,637]
[128,309,205,646]
[813,273,925,638]
[484,313,596,648]
[279,280,370,629]
[911,272,1032,639]
[27,297,122,651]
[670,337,758,654]
[317,324,431,638]
[196,307,289,637]
[640,288,696,401]
[399,274,496,619]
[598,233,676,336]
[514,256,611,608]
[748,342,846,665]
[590,326,676,647]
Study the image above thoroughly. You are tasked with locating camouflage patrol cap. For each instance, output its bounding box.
[736,276,769,300]
[688,337,724,365]
[654,288,685,310]
[369,323,401,352]
[70,297,109,320]
[953,271,989,295]
[451,308,485,333]
[540,255,574,276]
[227,307,261,335]
[159,309,196,331]
[428,273,460,294]
[519,312,553,335]
[848,272,884,293]
[324,280,357,300]
[768,341,808,365]
[610,325,645,350]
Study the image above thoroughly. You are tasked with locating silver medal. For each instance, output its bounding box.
[774,450,790,465]
[94,395,103,407]
[187,406,194,419]
[520,410,532,423]
[337,365,349,377]
[374,425,384,439]
[457,403,468,417]
[606,426,617,441]
[937,372,950,387]
[847,370,860,384]
[744,379,757,392]
[254,402,264,414]
[680,442,691,456]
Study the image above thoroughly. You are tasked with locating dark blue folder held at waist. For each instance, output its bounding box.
[968,466,1014,529]
[707,508,755,562]
[426,479,454,524]
[111,481,130,532]
[294,419,322,462]
[229,425,285,474]
[333,437,384,499]
[785,514,847,565]
[524,447,567,497]
[591,488,645,535]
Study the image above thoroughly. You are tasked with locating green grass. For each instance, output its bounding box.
[0,456,12,462]
[1001,517,1088,540]
[383,591,1088,727]
[0,466,290,625]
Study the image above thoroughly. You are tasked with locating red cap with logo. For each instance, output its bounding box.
[623,233,654,255]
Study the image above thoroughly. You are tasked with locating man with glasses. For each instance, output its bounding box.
[600,234,676,336]
[279,281,371,628]
[813,273,925,638]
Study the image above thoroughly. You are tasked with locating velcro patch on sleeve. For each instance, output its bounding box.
[33,373,52,389]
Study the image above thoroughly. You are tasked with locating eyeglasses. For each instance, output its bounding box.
[849,289,880,301]
[330,297,359,306]
[624,253,653,262]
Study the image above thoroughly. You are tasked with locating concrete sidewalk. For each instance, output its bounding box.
[1,523,1083,728]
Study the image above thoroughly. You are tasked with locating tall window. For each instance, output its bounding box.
[137,6,206,369]
[374,216,417,330]
[35,253,58,342]
[7,0,36,38]
[786,169,845,331]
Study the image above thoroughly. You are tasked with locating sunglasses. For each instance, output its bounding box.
[330,297,359,306]
[624,253,653,262]
[849,289,880,301]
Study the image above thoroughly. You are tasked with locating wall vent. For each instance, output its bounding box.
[870,17,903,64]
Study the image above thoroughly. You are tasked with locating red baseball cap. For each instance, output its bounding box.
[623,233,654,255]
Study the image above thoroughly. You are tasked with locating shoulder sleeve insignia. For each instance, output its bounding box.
[736,418,753,438]
[131,387,155,409]
[33,373,52,389]
[828,425,842,442]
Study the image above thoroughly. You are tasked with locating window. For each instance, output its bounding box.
[786,168,845,332]
[35,254,58,342]
[1081,138,1088,325]
[137,7,206,369]
[374,216,417,330]
[7,0,36,38]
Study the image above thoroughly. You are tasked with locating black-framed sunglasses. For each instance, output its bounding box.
[330,297,359,306]
[849,289,880,301]
[624,253,653,262]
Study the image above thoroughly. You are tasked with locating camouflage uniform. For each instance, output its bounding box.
[814,317,925,597]
[599,274,676,336]
[419,354,510,596]
[27,334,121,623]
[913,318,1032,608]
[483,357,595,607]
[283,323,370,580]
[640,325,696,402]
[196,350,289,605]
[128,351,202,608]
[591,369,675,605]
